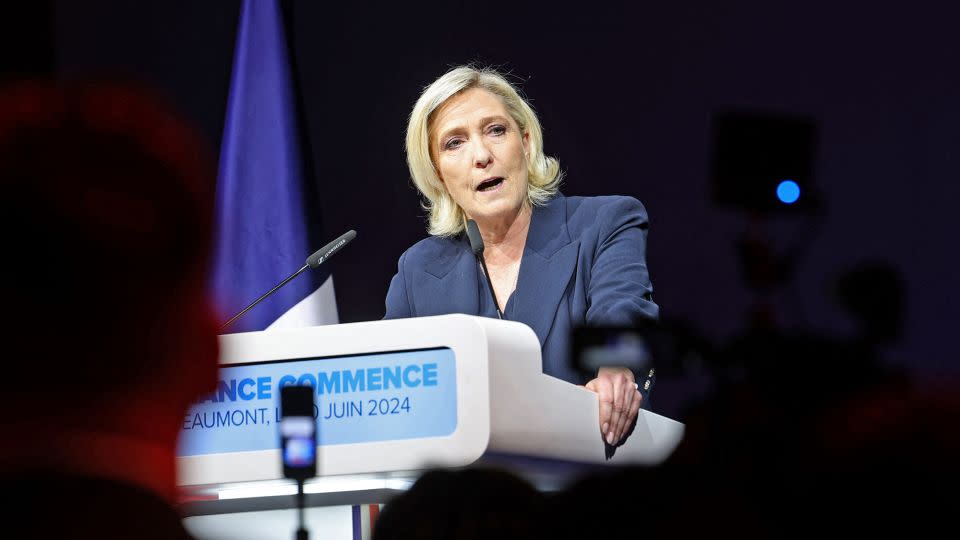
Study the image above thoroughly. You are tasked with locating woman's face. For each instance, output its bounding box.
[430,88,529,227]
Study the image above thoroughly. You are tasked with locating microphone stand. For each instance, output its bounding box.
[295,479,308,540]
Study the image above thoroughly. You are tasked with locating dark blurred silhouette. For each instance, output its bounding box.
[833,259,905,348]
[551,463,767,538]
[662,256,958,532]
[374,468,548,540]
[544,256,955,535]
[0,79,218,539]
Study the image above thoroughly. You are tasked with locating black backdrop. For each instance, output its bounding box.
[37,1,960,388]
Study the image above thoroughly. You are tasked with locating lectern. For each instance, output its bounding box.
[177,315,684,539]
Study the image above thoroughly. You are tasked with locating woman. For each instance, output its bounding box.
[385,66,658,446]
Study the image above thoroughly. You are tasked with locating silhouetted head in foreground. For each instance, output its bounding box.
[0,79,218,511]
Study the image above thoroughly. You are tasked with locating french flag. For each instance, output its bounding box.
[210,0,338,332]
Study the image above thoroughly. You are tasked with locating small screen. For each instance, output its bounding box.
[281,386,317,479]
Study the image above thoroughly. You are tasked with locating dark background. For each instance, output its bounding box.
[8,1,958,413]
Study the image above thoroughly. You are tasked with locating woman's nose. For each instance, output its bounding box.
[473,141,492,167]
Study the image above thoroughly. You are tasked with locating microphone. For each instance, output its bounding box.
[306,229,357,268]
[220,230,357,331]
[465,219,503,320]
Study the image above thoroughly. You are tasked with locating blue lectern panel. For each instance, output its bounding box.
[177,347,457,457]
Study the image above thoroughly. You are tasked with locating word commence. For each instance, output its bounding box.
[199,363,439,404]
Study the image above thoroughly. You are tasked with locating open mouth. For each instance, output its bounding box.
[476,177,504,192]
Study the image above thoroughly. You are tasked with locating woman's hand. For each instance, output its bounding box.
[585,367,641,445]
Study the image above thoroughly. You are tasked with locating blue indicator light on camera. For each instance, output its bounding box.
[776,180,800,204]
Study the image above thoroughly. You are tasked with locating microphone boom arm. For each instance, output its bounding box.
[219,264,309,332]
[218,230,357,332]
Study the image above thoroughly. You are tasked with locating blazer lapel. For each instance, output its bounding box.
[511,195,579,347]
[417,236,480,317]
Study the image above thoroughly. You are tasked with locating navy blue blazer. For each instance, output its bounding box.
[384,194,659,386]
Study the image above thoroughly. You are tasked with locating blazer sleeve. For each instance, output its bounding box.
[585,196,660,325]
[383,250,413,319]
[585,197,660,404]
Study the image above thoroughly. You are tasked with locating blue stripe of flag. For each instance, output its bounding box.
[210,0,327,332]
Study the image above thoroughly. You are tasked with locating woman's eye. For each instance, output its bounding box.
[443,138,463,150]
[489,124,507,136]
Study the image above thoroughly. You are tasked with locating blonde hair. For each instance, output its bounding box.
[405,66,563,236]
